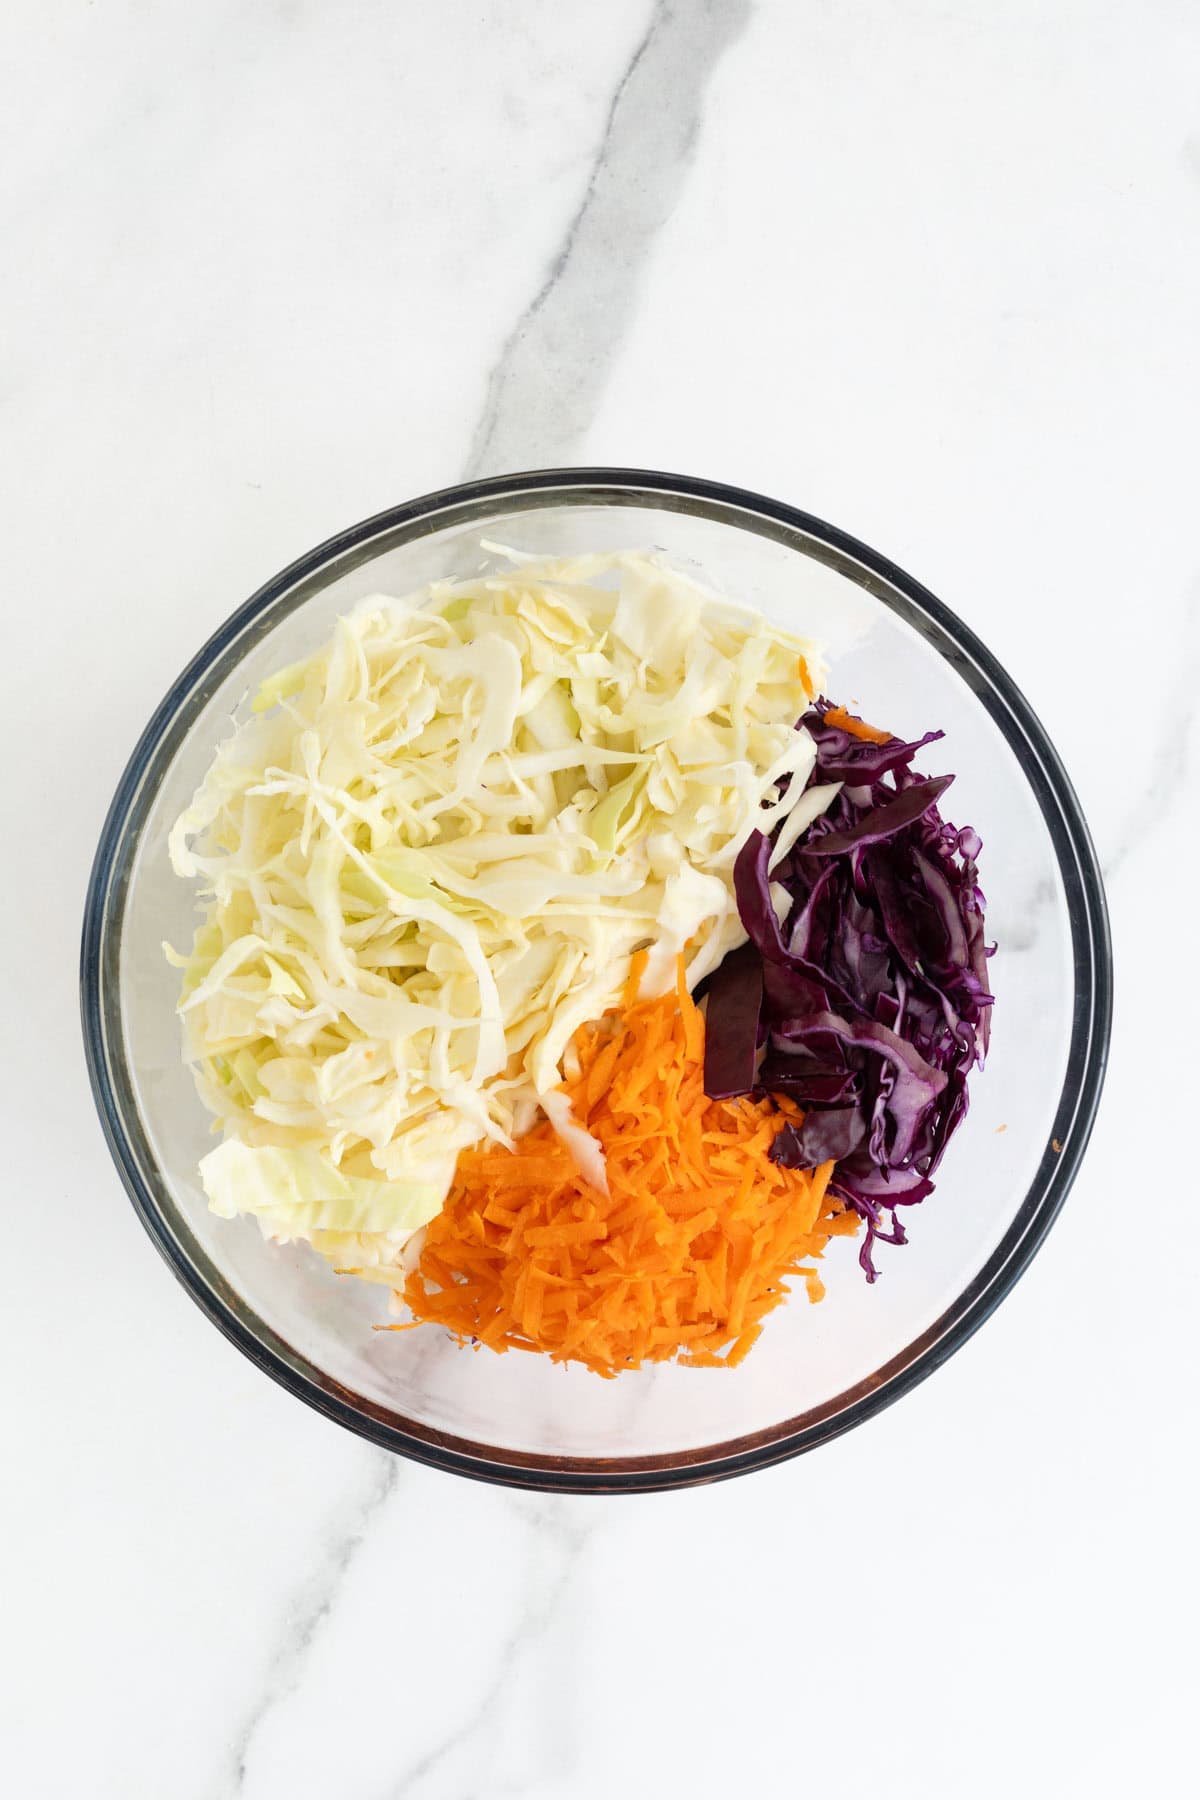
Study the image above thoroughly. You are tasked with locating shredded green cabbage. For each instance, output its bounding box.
[168,548,826,1277]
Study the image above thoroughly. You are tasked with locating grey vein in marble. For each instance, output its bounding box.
[1102,581,1199,881]
[464,0,751,479]
[380,1498,597,1799]
[990,875,1057,955]
[219,1454,400,1796]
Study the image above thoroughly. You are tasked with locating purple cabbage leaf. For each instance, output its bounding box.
[706,699,993,1280]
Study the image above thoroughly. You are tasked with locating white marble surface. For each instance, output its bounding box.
[2,2,1197,1794]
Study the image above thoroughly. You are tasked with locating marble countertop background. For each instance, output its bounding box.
[2,3,1196,1795]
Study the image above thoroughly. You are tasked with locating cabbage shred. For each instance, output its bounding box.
[168,550,826,1279]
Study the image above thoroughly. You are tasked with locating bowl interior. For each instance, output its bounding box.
[95,483,1100,1481]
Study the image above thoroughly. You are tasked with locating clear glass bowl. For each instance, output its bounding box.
[81,470,1112,1492]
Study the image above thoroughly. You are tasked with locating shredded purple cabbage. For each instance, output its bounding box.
[703,699,993,1279]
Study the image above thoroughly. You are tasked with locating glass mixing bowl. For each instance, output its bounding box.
[81,470,1112,1492]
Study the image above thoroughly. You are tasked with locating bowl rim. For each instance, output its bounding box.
[80,466,1113,1493]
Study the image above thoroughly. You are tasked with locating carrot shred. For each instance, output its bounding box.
[400,958,853,1377]
[796,653,815,699]
[821,703,891,744]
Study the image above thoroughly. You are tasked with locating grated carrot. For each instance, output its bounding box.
[398,960,852,1377]
[822,703,891,744]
